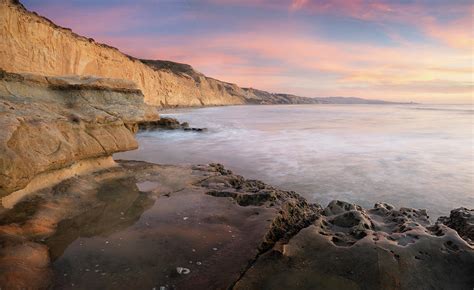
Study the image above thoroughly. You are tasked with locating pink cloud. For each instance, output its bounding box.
[421,11,474,51]
[290,0,309,11]
[28,4,142,36]
[208,0,473,51]
[25,0,472,103]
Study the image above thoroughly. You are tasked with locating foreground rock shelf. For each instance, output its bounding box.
[0,160,472,289]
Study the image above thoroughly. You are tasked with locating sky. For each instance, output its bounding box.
[22,0,473,104]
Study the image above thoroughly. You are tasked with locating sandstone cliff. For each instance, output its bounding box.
[0,69,158,199]
[0,0,248,106]
[0,0,322,107]
[0,0,247,107]
[242,87,320,104]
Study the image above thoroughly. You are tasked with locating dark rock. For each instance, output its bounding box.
[438,207,473,245]
[235,201,474,290]
[138,117,206,132]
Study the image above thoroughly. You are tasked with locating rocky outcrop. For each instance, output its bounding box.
[438,207,473,245]
[235,200,474,290]
[242,88,321,105]
[137,116,206,132]
[0,161,318,289]
[0,162,472,289]
[0,69,158,200]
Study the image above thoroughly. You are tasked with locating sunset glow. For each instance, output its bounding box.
[22,0,473,103]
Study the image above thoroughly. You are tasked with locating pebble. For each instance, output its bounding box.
[176,267,191,275]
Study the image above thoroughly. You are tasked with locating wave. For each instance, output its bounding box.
[411,107,474,114]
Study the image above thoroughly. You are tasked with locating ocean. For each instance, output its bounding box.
[115,104,474,218]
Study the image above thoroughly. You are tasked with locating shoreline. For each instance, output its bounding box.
[0,70,472,289]
[0,159,472,289]
[0,0,472,288]
[122,108,473,222]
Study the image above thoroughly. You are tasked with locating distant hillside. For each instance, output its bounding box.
[139,61,410,106]
[140,60,322,105]
[241,88,320,104]
[140,60,410,105]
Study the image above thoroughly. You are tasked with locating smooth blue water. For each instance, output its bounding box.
[116,104,474,218]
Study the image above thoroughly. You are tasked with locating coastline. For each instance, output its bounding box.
[0,159,472,289]
[0,69,472,288]
[121,104,474,221]
[0,0,472,288]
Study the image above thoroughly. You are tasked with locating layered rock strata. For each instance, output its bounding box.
[0,70,158,201]
[0,0,239,107]
[0,0,322,107]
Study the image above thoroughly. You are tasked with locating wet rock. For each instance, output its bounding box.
[235,201,474,290]
[0,239,52,289]
[0,161,319,289]
[438,207,473,245]
[138,117,182,130]
[137,117,206,132]
[0,159,472,290]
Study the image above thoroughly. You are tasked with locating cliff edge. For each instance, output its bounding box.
[0,0,246,107]
[0,0,323,107]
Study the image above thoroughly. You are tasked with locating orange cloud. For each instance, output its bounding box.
[421,13,474,51]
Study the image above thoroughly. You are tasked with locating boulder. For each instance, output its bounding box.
[438,207,473,245]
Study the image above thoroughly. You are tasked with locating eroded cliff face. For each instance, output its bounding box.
[242,87,320,104]
[0,0,245,107]
[0,70,158,199]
